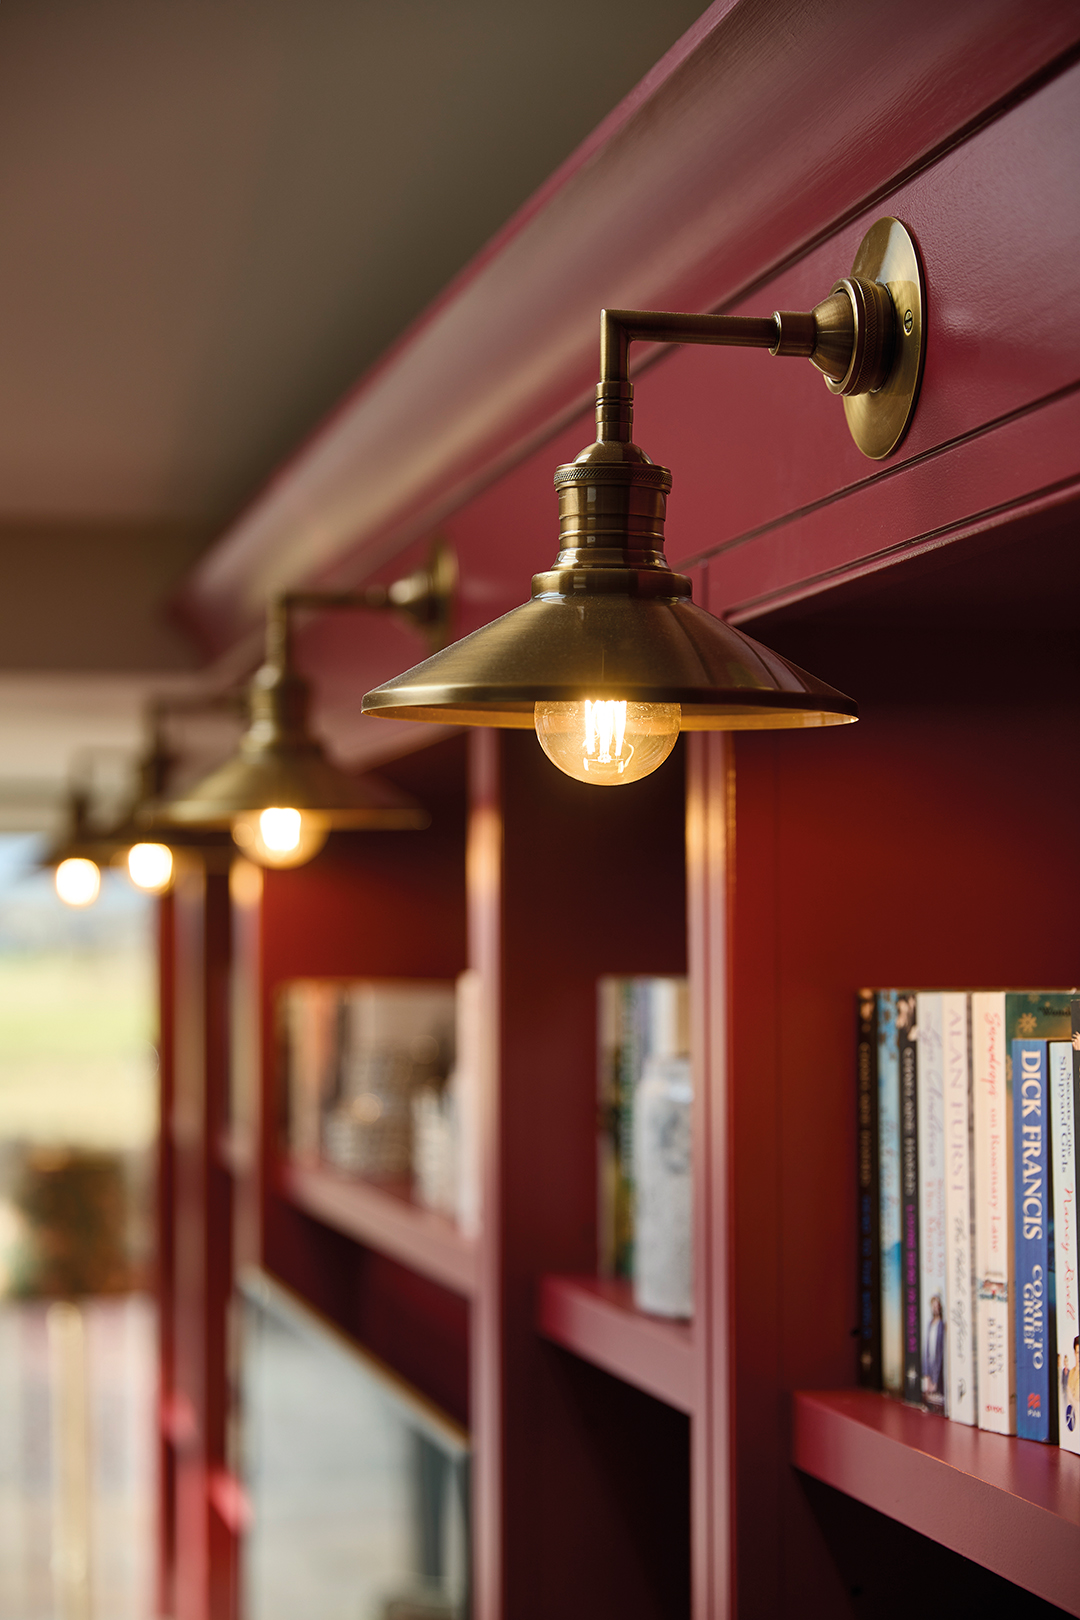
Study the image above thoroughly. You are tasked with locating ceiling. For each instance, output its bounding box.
[0,0,705,822]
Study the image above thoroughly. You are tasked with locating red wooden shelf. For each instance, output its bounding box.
[537,1275,695,1415]
[792,1389,1080,1615]
[280,1161,479,1300]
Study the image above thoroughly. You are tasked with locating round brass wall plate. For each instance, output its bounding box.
[841,217,925,459]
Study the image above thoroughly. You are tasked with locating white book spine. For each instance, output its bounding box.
[452,969,483,1238]
[971,991,1014,1433]
[1049,1039,1080,1452]
[916,993,947,1412]
[942,992,975,1424]
[633,1054,693,1318]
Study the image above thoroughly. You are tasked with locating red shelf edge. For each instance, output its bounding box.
[280,1161,479,1300]
[792,1389,1080,1616]
[537,1274,695,1415]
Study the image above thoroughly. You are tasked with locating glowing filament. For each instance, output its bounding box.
[584,699,630,772]
[259,807,302,853]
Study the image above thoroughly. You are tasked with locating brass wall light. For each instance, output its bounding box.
[44,787,108,908]
[362,218,925,785]
[163,542,456,867]
[95,698,242,894]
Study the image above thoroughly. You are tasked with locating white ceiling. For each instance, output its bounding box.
[0,0,705,820]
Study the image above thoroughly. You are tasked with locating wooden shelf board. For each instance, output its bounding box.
[793,1389,1080,1616]
[537,1275,695,1415]
[281,1161,479,1300]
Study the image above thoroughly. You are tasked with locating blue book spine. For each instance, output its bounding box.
[878,991,902,1395]
[1013,1037,1051,1441]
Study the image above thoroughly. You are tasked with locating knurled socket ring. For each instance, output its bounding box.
[824,277,896,397]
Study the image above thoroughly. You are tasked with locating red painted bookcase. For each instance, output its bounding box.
[157,3,1080,1616]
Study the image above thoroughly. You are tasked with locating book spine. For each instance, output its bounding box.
[942,992,975,1424]
[597,977,619,1278]
[1012,1039,1051,1441]
[916,993,946,1413]
[897,993,921,1405]
[972,991,1014,1433]
[877,991,903,1396]
[856,990,881,1388]
[633,1055,693,1319]
[1057,1011,1080,1453]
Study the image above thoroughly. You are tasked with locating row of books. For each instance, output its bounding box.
[598,975,692,1319]
[857,988,1078,1451]
[280,973,481,1235]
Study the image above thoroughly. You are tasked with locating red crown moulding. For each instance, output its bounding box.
[174,0,1080,659]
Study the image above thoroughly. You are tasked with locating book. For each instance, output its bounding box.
[877,990,903,1397]
[1054,1016,1080,1452]
[633,1052,692,1318]
[972,991,1074,1435]
[1012,1037,1052,1441]
[319,981,456,1181]
[916,992,947,1413]
[597,976,689,1281]
[451,969,483,1239]
[942,991,975,1424]
[971,992,1012,1433]
[855,990,881,1388]
[282,979,341,1164]
[897,992,921,1405]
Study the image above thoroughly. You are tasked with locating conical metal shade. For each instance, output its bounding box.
[363,430,856,731]
[162,656,428,831]
[162,741,427,829]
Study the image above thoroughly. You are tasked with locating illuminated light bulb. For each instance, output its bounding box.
[230,807,329,869]
[55,857,101,907]
[534,700,681,786]
[259,807,301,851]
[127,842,173,894]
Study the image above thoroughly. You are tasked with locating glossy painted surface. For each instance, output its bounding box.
[160,11,1080,1618]
[282,1163,479,1299]
[793,1391,1080,1615]
[537,1275,695,1415]
[177,0,1080,657]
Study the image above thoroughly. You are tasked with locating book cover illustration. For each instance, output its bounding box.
[877,990,903,1397]
[856,990,881,1388]
[1012,1037,1052,1441]
[942,991,975,1425]
[916,993,946,1413]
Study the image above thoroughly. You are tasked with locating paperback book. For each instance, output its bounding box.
[877,991,903,1397]
[597,975,691,1315]
[897,992,921,1406]
[916,993,947,1413]
[942,991,975,1424]
[856,990,881,1388]
[1054,1008,1080,1452]
[1012,1037,1052,1441]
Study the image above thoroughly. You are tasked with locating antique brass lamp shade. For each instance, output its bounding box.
[364,219,926,786]
[163,545,455,866]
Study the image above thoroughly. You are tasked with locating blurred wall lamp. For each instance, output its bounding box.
[162,541,456,868]
[362,219,926,785]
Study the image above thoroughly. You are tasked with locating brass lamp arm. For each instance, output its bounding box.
[596,251,906,451]
[266,538,456,668]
